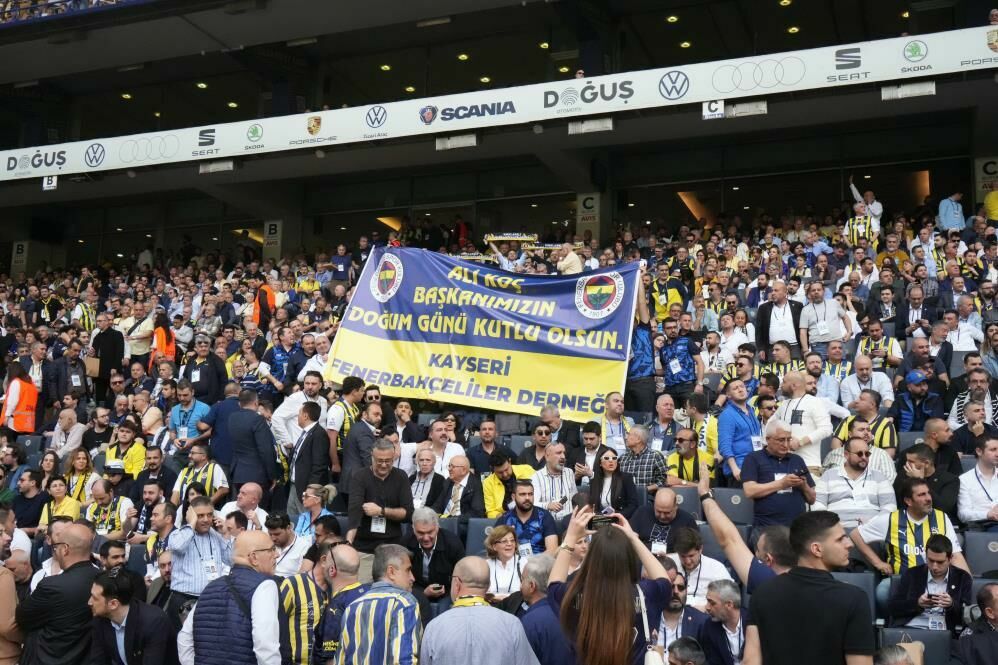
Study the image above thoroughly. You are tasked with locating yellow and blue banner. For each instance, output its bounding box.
[324,247,640,422]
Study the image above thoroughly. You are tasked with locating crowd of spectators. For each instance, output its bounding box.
[0,180,997,664]
[0,1,143,24]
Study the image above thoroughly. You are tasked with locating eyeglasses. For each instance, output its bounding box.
[251,546,278,555]
[673,584,687,591]
[110,380,124,385]
[675,437,693,443]
[535,429,551,435]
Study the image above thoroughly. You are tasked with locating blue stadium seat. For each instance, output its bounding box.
[126,543,147,577]
[831,571,876,621]
[961,457,977,473]
[671,486,702,520]
[508,435,530,455]
[898,431,924,452]
[26,452,41,469]
[712,488,754,526]
[963,531,998,577]
[880,627,954,665]
[465,517,494,556]
[466,435,481,449]
[819,436,833,462]
[950,351,970,379]
[335,515,349,537]
[16,435,44,456]
[93,452,106,474]
[438,517,459,535]
[625,411,652,426]
[417,413,440,428]
[698,522,749,565]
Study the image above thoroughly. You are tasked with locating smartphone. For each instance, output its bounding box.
[587,515,615,530]
[559,496,568,504]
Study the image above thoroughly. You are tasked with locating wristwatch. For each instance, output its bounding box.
[699,490,715,503]
[558,543,575,554]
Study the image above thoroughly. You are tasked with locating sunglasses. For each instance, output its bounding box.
[536,429,551,435]
[849,450,872,457]
[601,455,618,462]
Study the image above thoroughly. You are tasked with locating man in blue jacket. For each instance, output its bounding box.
[519,554,573,665]
[887,370,944,433]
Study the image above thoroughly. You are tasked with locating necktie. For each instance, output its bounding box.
[290,430,307,482]
[449,482,462,516]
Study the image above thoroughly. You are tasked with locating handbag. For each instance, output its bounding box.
[637,586,667,665]
[894,632,925,665]
[84,356,100,379]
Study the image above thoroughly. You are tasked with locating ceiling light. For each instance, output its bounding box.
[628,203,635,207]
[116,253,124,258]
[538,41,549,49]
[116,227,123,231]
[153,111,161,118]
[126,170,136,179]
[425,212,431,216]
[901,11,910,19]
[645,220,652,225]
[405,86,416,93]
[480,76,491,83]
[558,66,570,73]
[315,149,325,158]
[779,0,792,6]
[121,93,132,100]
[732,186,740,191]
[212,237,218,241]
[666,15,679,23]
[863,174,871,179]
[787,26,799,34]
[530,204,538,208]
[339,226,347,231]
[457,53,469,61]
[380,64,391,71]
[196,82,208,89]
[743,206,750,210]
[78,239,84,244]
[227,101,238,108]
[680,41,691,48]
[145,234,152,238]
[416,16,451,28]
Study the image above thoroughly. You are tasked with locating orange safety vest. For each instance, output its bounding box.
[1,377,38,433]
[150,327,177,371]
[252,284,276,327]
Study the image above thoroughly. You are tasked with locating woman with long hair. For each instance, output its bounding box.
[64,448,101,506]
[588,449,639,518]
[149,310,176,372]
[550,506,672,665]
[38,450,61,493]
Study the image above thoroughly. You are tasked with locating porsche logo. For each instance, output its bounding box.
[307,116,322,136]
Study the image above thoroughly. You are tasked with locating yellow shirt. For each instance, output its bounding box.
[106,440,148,479]
[665,449,716,480]
[39,496,82,525]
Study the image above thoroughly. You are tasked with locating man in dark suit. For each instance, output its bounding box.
[228,389,278,509]
[895,286,939,342]
[754,281,803,362]
[90,567,177,664]
[402,507,466,620]
[339,401,381,502]
[700,579,747,665]
[540,406,581,451]
[89,312,125,406]
[567,422,612,488]
[16,523,100,665]
[53,339,91,402]
[432,454,485,539]
[887,533,972,635]
[287,401,331,521]
[19,341,58,429]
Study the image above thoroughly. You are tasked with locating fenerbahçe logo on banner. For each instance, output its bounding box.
[371,254,404,302]
[575,272,625,319]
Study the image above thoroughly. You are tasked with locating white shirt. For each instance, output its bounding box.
[719,330,749,358]
[431,442,466,476]
[271,391,328,447]
[530,467,577,519]
[395,442,418,476]
[768,302,797,345]
[487,556,526,595]
[957,465,998,523]
[217,502,269,531]
[178,579,282,665]
[839,372,895,408]
[856,510,962,553]
[10,527,31,554]
[444,475,469,517]
[666,554,733,609]
[773,394,833,468]
[946,324,983,351]
[274,533,312,577]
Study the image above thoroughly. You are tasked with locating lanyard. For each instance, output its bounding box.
[547,471,566,502]
[453,595,489,608]
[686,563,704,598]
[276,535,298,567]
[773,303,789,321]
[191,532,214,560]
[725,620,745,661]
[976,469,996,502]
[842,468,869,491]
[492,558,520,593]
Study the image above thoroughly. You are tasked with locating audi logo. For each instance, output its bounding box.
[118,135,181,164]
[365,106,387,129]
[84,143,105,168]
[711,57,806,94]
[658,71,690,100]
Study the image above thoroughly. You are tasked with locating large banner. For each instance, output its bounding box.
[324,248,639,422]
[2,27,996,183]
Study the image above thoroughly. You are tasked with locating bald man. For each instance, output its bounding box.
[181,531,281,665]
[17,523,99,664]
[316,543,369,663]
[629,487,699,554]
[218,482,269,531]
[421,556,538,664]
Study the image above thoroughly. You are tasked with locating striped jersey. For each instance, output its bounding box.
[336,582,422,665]
[280,572,328,665]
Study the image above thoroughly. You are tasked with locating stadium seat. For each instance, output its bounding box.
[819,436,833,462]
[898,431,924,452]
[698,522,749,565]
[26,452,41,468]
[882,322,896,340]
[16,435,43,456]
[712,488,754,526]
[508,435,530,455]
[465,517,494,556]
[625,411,652,426]
[467,435,481,449]
[961,457,977,473]
[438,517,459,535]
[335,515,349,537]
[126,543,147,576]
[831,571,876,621]
[672,486,702,520]
[93,452,106,474]
[963,532,998,577]
[950,351,970,379]
[703,373,723,395]
[880,627,955,665]
[875,576,900,621]
[417,413,440,428]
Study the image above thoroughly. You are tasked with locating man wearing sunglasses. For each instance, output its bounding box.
[813,437,897,528]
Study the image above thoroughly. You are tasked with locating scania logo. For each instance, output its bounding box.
[84,143,105,168]
[658,71,689,100]
[419,106,438,125]
[365,106,387,129]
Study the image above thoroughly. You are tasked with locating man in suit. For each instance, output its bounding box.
[89,312,126,407]
[701,579,748,665]
[228,389,278,510]
[401,507,466,620]
[539,406,581,451]
[887,533,972,634]
[339,401,381,502]
[89,567,177,664]
[286,401,331,522]
[432,454,484,539]
[754,280,804,362]
[19,341,58,430]
[895,285,939,342]
[16,523,100,665]
[567,422,612,489]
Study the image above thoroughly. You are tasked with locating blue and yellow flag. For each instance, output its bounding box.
[324,248,639,422]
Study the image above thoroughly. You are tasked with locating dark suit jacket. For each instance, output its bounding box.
[16,559,99,665]
[227,408,277,486]
[893,470,960,521]
[754,300,803,358]
[19,356,57,406]
[432,474,486,523]
[402,527,467,594]
[91,328,125,379]
[54,355,90,399]
[591,471,640,519]
[552,421,582,450]
[895,304,939,340]
[340,421,378,495]
[888,563,972,633]
[291,423,331,494]
[398,421,425,444]
[700,608,748,665]
[90,599,177,665]
[567,444,612,487]
[408,471,446,511]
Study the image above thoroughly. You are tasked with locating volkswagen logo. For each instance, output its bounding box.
[658,71,690,100]
[365,106,387,129]
[84,143,105,168]
[118,135,181,164]
[712,57,806,94]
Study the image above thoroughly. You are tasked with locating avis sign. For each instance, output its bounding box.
[262,220,282,261]
[576,193,601,240]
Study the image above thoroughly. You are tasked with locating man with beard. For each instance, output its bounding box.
[888,371,944,433]
[814,437,896,528]
[126,480,165,545]
[804,351,839,402]
[896,336,949,391]
[948,368,998,430]
[660,317,705,411]
[701,579,748,665]
[285,332,315,389]
[840,355,895,409]
[772,372,833,473]
[656,570,708,652]
[494,480,558,556]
